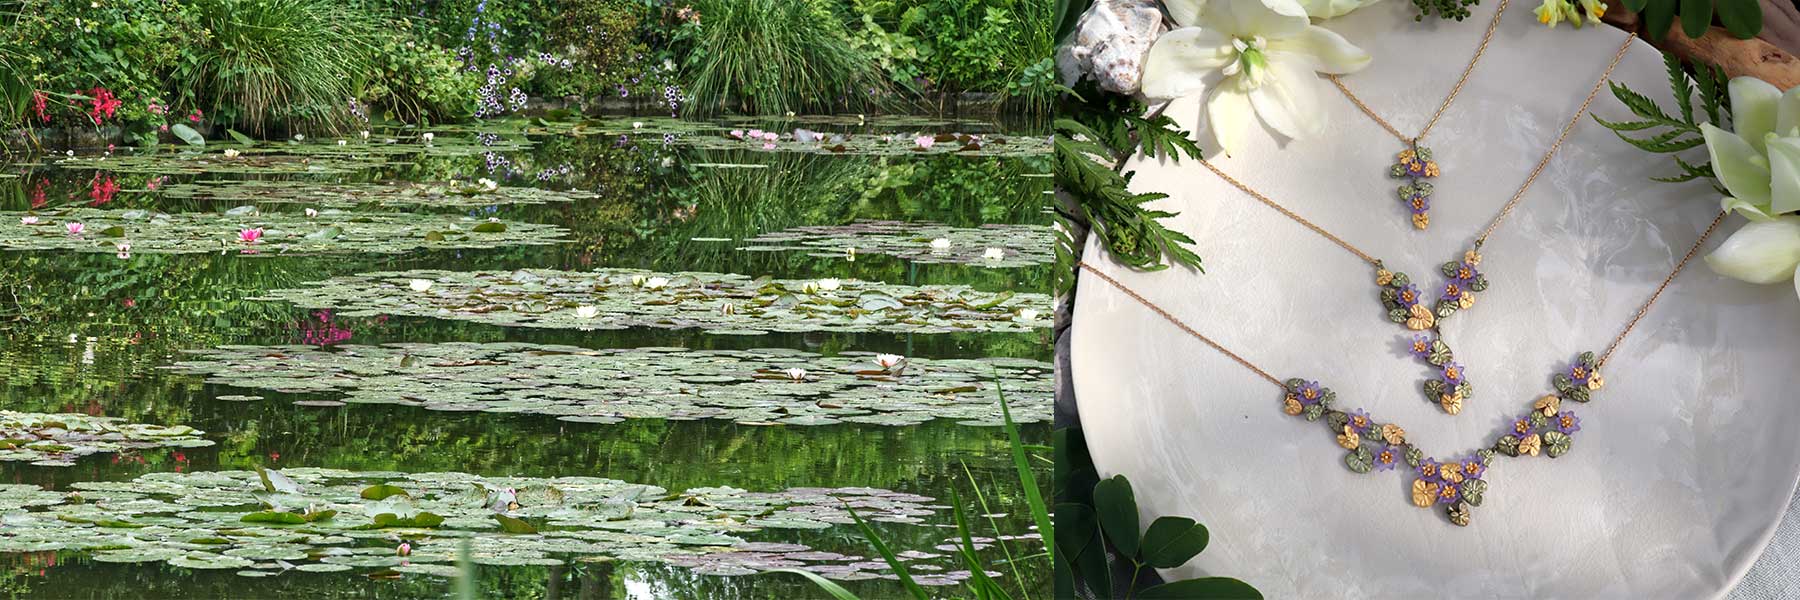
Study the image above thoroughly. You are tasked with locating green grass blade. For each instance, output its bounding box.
[996,373,1054,552]
[848,505,929,600]
[771,569,862,600]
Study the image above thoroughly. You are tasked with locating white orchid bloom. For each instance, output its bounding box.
[1142,0,1372,154]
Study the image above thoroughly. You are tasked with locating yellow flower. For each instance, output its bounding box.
[1457,292,1476,309]
[1463,250,1482,266]
[1405,304,1436,330]
[1518,433,1543,456]
[1375,268,1394,285]
[1381,423,1406,445]
[1439,465,1464,484]
[1588,371,1605,390]
[1440,392,1464,415]
[1411,479,1439,507]
[1397,149,1417,163]
[1580,0,1607,20]
[1283,395,1304,415]
[1336,425,1360,450]
[1423,161,1440,177]
[1412,212,1430,230]
[1534,394,1561,417]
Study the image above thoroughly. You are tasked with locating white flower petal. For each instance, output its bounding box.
[1704,217,1800,284]
[1265,26,1371,74]
[1794,262,1799,300]
[1777,86,1800,137]
[1766,137,1800,215]
[1165,0,1208,27]
[1203,0,1309,39]
[1207,83,1256,155]
[1729,77,1781,153]
[1248,57,1325,139]
[1723,196,1778,222]
[1703,123,1773,206]
[1141,27,1237,100]
[1295,0,1381,18]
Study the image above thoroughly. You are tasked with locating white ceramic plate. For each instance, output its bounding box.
[1069,3,1800,598]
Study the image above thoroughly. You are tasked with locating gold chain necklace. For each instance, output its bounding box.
[1326,0,1510,230]
[1078,210,1725,526]
[1197,34,1636,416]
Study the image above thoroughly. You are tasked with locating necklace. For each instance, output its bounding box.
[1325,0,1510,230]
[1198,34,1636,416]
[1077,210,1725,526]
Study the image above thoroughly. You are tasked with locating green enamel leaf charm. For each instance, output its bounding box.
[1345,446,1374,474]
[1542,431,1573,458]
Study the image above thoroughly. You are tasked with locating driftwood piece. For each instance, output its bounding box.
[1603,5,1800,88]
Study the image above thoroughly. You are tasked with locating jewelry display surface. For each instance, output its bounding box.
[1069,3,1800,599]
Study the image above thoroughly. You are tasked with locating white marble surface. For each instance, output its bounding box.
[1068,2,1800,598]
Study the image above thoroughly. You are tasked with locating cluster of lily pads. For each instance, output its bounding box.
[691,129,1047,158]
[0,467,985,583]
[0,411,212,467]
[163,343,1051,426]
[154,180,597,208]
[737,221,1053,267]
[3,208,565,255]
[54,153,386,176]
[255,268,1049,334]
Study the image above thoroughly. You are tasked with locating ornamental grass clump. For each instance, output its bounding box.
[178,0,379,135]
[683,0,887,115]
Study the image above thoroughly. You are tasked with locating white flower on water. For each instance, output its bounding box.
[783,368,808,381]
[631,274,647,287]
[360,130,371,140]
[1141,0,1372,155]
[1017,309,1041,322]
[422,132,435,144]
[336,139,347,146]
[19,216,38,225]
[293,134,305,141]
[574,305,599,319]
[720,303,737,315]
[478,178,499,192]
[930,237,952,251]
[409,279,433,292]
[222,148,240,158]
[304,208,318,218]
[115,242,131,260]
[983,247,1006,260]
[817,278,841,292]
[632,122,644,129]
[874,353,906,371]
[643,276,670,290]
[846,247,857,261]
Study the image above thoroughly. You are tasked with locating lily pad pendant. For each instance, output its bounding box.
[1390,143,1440,230]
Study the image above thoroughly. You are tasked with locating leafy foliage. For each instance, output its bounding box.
[1056,89,1205,293]
[1623,0,1763,42]
[1594,51,1731,188]
[681,0,887,115]
[176,0,380,134]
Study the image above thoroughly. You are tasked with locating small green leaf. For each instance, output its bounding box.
[170,123,205,146]
[472,222,507,233]
[1140,516,1209,569]
[1679,0,1712,39]
[360,484,409,501]
[98,226,126,237]
[1137,577,1264,599]
[423,231,447,242]
[1092,475,1140,558]
[226,129,256,146]
[492,513,536,534]
[304,226,342,240]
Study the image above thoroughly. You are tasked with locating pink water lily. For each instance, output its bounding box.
[397,542,411,557]
[729,129,745,139]
[914,135,935,149]
[19,216,38,225]
[66,222,84,235]
[762,142,777,150]
[762,132,779,142]
[239,228,264,244]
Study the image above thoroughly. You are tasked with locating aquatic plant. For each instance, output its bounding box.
[0,208,565,255]
[739,220,1052,267]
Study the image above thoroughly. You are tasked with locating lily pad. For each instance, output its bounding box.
[155,180,597,208]
[738,220,1052,267]
[1,209,565,255]
[162,343,1051,426]
[0,411,212,466]
[253,268,1048,334]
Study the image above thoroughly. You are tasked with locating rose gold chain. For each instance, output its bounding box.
[1200,33,1637,264]
[1079,210,1724,388]
[1326,0,1511,145]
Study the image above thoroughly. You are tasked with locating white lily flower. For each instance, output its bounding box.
[222,148,240,158]
[817,278,841,292]
[644,276,670,289]
[336,139,347,146]
[1017,309,1041,322]
[784,368,808,381]
[304,208,318,218]
[930,237,952,250]
[1142,0,1372,154]
[360,130,371,140]
[1296,0,1383,18]
[574,305,599,319]
[874,353,906,370]
[1703,77,1800,220]
[720,302,737,315]
[478,178,499,192]
[422,132,435,144]
[293,134,305,141]
[983,247,1006,260]
[1705,217,1800,291]
[19,216,38,225]
[409,279,433,292]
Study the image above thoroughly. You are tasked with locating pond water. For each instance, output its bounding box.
[0,116,1050,598]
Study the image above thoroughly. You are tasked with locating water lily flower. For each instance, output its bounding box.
[239,228,264,244]
[409,279,433,292]
[1018,308,1041,321]
[817,278,841,292]
[643,276,669,289]
[983,247,1006,260]
[846,246,857,261]
[293,134,305,141]
[115,242,131,260]
[421,132,435,144]
[762,142,777,150]
[574,305,599,319]
[19,216,38,225]
[914,135,935,149]
[304,208,318,218]
[478,177,499,192]
[632,121,644,129]
[222,148,240,158]
[1141,0,1372,155]
[720,302,737,315]
[930,237,952,250]
[360,130,371,140]
[784,368,808,381]
[397,542,411,557]
[748,129,764,139]
[762,132,779,142]
[729,129,745,139]
[66,222,84,235]
[875,353,906,371]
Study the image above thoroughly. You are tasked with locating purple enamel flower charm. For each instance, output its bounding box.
[1409,334,1434,358]
[1373,445,1401,472]
[1554,411,1582,434]
[1392,145,1440,230]
[1440,362,1466,387]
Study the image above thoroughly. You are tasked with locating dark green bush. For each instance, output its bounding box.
[682,0,887,116]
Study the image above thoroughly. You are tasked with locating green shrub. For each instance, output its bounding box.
[682,0,886,116]
[362,32,480,125]
[176,0,379,134]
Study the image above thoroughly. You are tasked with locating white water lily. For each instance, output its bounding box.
[408,279,433,292]
[983,247,1006,260]
[930,237,952,250]
[817,278,841,292]
[574,305,599,319]
[336,139,347,146]
[846,246,857,261]
[222,148,240,158]
[874,353,906,370]
[783,368,808,381]
[19,216,38,225]
[1142,0,1372,154]
[360,130,371,140]
[643,276,670,290]
[304,207,318,218]
[477,178,499,192]
[1017,309,1041,322]
[421,132,435,144]
[293,134,305,141]
[720,302,737,315]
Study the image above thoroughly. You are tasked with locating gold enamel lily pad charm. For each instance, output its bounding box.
[1391,144,1439,230]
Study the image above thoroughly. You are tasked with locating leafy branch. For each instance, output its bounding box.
[1055,86,1205,293]
[1594,51,1731,190]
